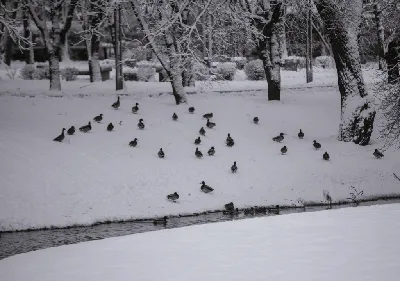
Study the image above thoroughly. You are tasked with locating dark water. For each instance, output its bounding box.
[1,199,399,260]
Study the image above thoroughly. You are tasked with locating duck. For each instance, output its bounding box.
[67,126,75,135]
[208,146,215,156]
[206,119,216,129]
[195,147,203,158]
[172,112,178,121]
[93,114,103,123]
[129,138,138,147]
[200,181,213,193]
[244,207,255,216]
[253,117,259,124]
[281,146,287,155]
[231,161,238,173]
[298,129,304,139]
[158,148,165,158]
[225,202,235,212]
[111,96,120,109]
[53,128,66,142]
[226,139,235,147]
[137,118,145,130]
[188,106,195,113]
[107,123,114,131]
[313,140,321,149]
[153,216,167,225]
[226,133,234,143]
[203,113,213,119]
[199,127,206,136]
[132,102,139,114]
[272,133,284,142]
[223,208,240,215]
[373,149,384,159]
[167,192,179,201]
[79,121,92,133]
[255,206,267,214]
[268,205,280,215]
[323,152,330,161]
[194,136,201,145]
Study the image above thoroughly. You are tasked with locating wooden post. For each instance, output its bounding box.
[115,4,123,90]
[306,0,313,83]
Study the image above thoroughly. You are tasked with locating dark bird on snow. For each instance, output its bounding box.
[129,138,138,147]
[194,136,201,145]
[188,107,195,113]
[107,123,114,131]
[199,127,206,136]
[231,161,238,173]
[281,146,288,155]
[53,128,66,142]
[172,112,178,121]
[112,96,120,109]
[167,192,179,201]
[373,149,384,159]
[206,119,216,129]
[272,133,284,143]
[132,103,139,114]
[298,129,304,139]
[153,216,167,225]
[195,147,203,158]
[313,140,322,149]
[253,117,259,124]
[323,152,330,161]
[226,133,234,143]
[244,207,255,216]
[119,121,122,125]
[226,139,235,147]
[203,113,213,119]
[79,121,92,133]
[93,114,103,123]
[67,126,75,135]
[138,118,145,130]
[208,146,215,156]
[200,181,213,193]
[225,202,235,212]
[158,148,165,158]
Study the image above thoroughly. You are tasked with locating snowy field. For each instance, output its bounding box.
[1,204,400,281]
[0,67,399,231]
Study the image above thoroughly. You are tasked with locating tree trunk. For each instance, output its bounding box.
[316,0,376,145]
[374,3,385,70]
[23,5,34,64]
[385,39,399,84]
[3,1,18,66]
[89,0,103,82]
[60,31,71,62]
[49,51,61,90]
[170,69,186,105]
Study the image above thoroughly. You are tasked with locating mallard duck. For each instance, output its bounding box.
[208,146,215,156]
[281,146,287,155]
[272,133,284,142]
[158,148,165,158]
[225,202,234,211]
[153,216,168,225]
[195,147,203,158]
[313,140,321,149]
[200,181,213,193]
[93,114,103,123]
[268,205,280,215]
[167,192,179,201]
[107,123,114,131]
[323,152,330,161]
[253,117,259,124]
[67,126,75,135]
[129,138,138,147]
[206,119,216,129]
[53,128,66,142]
[203,113,213,119]
[194,136,201,145]
[79,121,91,133]
[112,96,120,109]
[373,149,384,159]
[199,127,206,136]
[132,103,139,114]
[172,112,178,121]
[226,139,235,147]
[298,129,304,139]
[231,161,238,173]
[189,107,195,113]
[226,133,234,143]
[138,119,145,130]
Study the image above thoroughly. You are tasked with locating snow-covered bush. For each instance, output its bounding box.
[244,59,266,80]
[193,62,210,81]
[20,64,36,80]
[61,67,79,81]
[137,66,156,82]
[231,57,247,70]
[100,59,115,68]
[283,56,306,71]
[214,62,236,81]
[32,66,50,80]
[137,60,163,72]
[315,56,335,69]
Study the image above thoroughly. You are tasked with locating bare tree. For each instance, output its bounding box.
[315,0,376,145]
[25,0,79,91]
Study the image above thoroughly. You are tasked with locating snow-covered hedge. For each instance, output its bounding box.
[283,56,306,70]
[244,59,266,80]
[61,67,79,81]
[20,64,50,80]
[193,62,210,81]
[314,56,335,69]
[231,57,247,70]
[20,64,36,80]
[213,62,237,81]
[137,65,156,82]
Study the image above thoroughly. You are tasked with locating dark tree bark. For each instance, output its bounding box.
[385,39,399,84]
[316,0,376,145]
[374,3,386,70]
[22,5,34,64]
[3,1,18,66]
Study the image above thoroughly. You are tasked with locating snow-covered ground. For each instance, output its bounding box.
[1,204,400,281]
[0,66,399,232]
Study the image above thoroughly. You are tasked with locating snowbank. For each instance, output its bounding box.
[1,204,399,281]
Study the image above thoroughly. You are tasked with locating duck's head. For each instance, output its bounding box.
[100,113,103,117]
[136,103,139,106]
[117,96,120,100]
[228,133,230,137]
[234,161,236,165]
[134,138,137,141]
[88,121,91,125]
[62,128,66,131]
[300,129,302,132]
[139,118,143,122]
[313,140,317,143]
[200,181,205,185]
[160,148,163,151]
[280,133,284,136]
[71,126,75,129]
[211,146,214,149]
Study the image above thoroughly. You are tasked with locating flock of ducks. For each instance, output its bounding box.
[53,95,386,217]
